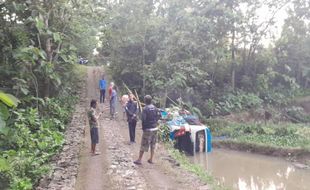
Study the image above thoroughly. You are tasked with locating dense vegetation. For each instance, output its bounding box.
[98,0,309,117]
[207,119,310,150]
[101,0,310,156]
[0,0,98,189]
[1,0,310,189]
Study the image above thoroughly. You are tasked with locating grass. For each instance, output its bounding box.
[166,143,230,190]
[74,64,88,79]
[207,119,310,151]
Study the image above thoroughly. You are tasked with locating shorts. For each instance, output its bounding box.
[140,130,157,152]
[90,127,99,144]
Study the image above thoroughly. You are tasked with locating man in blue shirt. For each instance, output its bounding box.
[99,76,106,103]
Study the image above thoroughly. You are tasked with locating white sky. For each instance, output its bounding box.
[251,2,292,45]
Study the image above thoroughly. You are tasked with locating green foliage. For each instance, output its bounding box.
[158,124,170,142]
[10,177,32,190]
[286,106,310,123]
[0,0,91,189]
[0,92,19,108]
[217,91,263,114]
[205,119,231,137]
[0,95,76,189]
[209,120,310,150]
[0,0,97,99]
[0,92,19,130]
[0,158,10,172]
[101,0,309,119]
[41,96,78,126]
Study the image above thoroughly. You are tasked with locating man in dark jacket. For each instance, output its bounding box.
[125,93,138,143]
[134,95,160,165]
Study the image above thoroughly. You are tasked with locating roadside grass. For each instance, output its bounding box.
[207,119,310,151]
[166,143,230,190]
[74,64,88,81]
[0,64,88,189]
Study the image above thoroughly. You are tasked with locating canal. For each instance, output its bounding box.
[190,149,310,190]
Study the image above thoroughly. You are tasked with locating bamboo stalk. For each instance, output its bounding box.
[122,81,133,94]
[167,96,178,106]
[134,89,143,112]
[122,81,144,111]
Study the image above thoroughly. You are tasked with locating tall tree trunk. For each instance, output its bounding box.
[231,25,236,91]
[142,28,146,96]
[44,37,53,97]
[160,88,168,108]
[43,7,53,97]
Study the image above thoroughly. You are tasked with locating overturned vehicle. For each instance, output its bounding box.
[160,108,212,155]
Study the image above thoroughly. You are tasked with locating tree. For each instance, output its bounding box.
[276,0,310,88]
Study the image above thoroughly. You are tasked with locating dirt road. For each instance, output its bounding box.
[75,66,207,190]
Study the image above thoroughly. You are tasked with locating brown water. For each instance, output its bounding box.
[190,149,310,190]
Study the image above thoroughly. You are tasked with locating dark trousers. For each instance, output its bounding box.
[100,89,105,103]
[128,120,137,142]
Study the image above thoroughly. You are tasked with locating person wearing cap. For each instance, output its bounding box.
[134,95,161,165]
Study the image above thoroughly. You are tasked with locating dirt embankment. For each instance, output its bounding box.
[36,68,88,189]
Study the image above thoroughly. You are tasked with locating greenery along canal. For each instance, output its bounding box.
[1,0,310,189]
[208,120,310,156]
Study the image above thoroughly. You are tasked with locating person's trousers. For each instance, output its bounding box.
[100,89,105,103]
[110,100,116,117]
[128,120,137,142]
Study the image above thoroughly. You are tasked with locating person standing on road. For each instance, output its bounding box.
[87,99,102,155]
[121,94,129,120]
[99,75,106,103]
[110,85,117,119]
[125,93,138,143]
[108,82,114,100]
[134,95,161,165]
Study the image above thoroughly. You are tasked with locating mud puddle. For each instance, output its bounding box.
[190,149,310,190]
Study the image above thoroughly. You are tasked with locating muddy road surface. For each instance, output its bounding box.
[75,66,208,190]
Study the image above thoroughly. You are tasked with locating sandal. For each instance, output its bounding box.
[147,159,154,164]
[133,160,142,165]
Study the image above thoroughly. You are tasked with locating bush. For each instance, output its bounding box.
[217,91,263,114]
[205,119,230,136]
[0,95,76,189]
[286,106,310,123]
[211,120,310,149]
[158,123,170,142]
